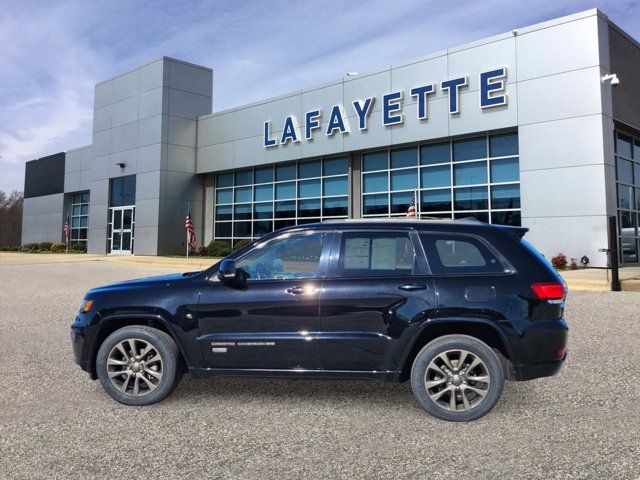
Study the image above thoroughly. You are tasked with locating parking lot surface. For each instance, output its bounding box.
[1,257,639,479]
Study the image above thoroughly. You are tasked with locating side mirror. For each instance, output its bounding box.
[217,259,237,282]
[217,259,248,286]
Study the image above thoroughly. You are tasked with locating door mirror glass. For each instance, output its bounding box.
[217,259,238,283]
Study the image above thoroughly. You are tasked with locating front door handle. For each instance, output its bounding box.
[286,286,317,295]
[398,284,429,291]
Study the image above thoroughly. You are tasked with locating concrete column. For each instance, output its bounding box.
[350,153,362,219]
[204,174,215,245]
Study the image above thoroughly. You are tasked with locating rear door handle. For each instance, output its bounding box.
[398,284,429,291]
[286,286,316,295]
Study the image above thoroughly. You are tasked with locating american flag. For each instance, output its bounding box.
[63,216,70,244]
[406,193,416,217]
[185,207,196,251]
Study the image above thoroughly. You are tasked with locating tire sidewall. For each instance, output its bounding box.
[96,326,178,406]
[410,335,504,422]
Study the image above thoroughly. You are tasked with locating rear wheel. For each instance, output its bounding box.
[410,334,504,421]
[96,326,182,406]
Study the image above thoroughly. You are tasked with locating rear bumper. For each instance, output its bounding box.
[509,318,568,381]
[512,354,567,381]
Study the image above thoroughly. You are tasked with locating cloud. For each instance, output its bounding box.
[0,0,639,193]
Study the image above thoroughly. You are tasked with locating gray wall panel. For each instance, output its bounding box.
[21,194,64,245]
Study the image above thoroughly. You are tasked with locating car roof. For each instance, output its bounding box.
[278,218,528,238]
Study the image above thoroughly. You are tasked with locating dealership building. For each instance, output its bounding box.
[20,9,640,267]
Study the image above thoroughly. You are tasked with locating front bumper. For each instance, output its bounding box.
[71,317,95,377]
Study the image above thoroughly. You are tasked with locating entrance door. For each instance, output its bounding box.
[110,206,135,255]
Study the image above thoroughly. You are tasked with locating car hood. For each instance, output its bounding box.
[87,271,201,296]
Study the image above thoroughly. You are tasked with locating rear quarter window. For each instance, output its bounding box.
[420,233,506,274]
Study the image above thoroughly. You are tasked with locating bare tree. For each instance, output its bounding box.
[0,191,24,246]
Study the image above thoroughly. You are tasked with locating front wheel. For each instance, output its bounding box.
[410,335,504,422]
[96,325,182,406]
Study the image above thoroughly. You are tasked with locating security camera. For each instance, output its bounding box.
[601,73,619,86]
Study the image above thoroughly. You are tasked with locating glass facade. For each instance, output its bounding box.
[615,131,640,263]
[69,191,89,244]
[214,156,349,245]
[361,132,520,225]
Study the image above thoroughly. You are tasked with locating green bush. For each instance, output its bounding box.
[51,242,67,253]
[22,243,39,252]
[233,239,252,250]
[70,243,87,252]
[206,240,232,258]
[38,242,53,252]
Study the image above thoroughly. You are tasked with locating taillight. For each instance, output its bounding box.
[531,282,566,301]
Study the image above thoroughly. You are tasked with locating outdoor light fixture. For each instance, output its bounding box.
[601,73,620,86]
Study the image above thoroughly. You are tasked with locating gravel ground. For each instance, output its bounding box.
[0,259,639,479]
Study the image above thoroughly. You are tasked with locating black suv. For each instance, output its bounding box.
[71,219,568,421]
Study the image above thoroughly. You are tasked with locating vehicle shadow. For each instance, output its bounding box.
[171,375,416,408]
[168,374,538,413]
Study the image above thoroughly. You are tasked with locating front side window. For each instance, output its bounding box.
[420,234,505,274]
[235,232,328,280]
[339,231,417,277]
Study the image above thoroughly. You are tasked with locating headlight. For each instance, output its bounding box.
[80,299,94,313]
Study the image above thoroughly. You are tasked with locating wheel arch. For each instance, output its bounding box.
[399,319,516,382]
[88,313,189,380]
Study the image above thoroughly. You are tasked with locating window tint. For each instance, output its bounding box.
[236,232,327,280]
[339,232,417,277]
[420,234,505,274]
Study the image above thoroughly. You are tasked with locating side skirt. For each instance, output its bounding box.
[189,367,401,383]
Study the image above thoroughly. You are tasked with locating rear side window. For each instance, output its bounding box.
[420,233,505,274]
[339,231,417,277]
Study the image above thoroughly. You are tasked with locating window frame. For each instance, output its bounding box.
[360,131,520,225]
[213,156,349,246]
[69,191,90,244]
[328,228,428,278]
[231,229,335,282]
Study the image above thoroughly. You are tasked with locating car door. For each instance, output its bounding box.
[197,230,333,370]
[418,232,516,328]
[318,228,436,372]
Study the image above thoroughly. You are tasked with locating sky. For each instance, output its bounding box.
[1,0,639,193]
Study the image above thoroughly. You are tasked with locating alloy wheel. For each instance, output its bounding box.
[106,338,163,397]
[424,349,491,412]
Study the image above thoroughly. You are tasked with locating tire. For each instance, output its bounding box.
[96,325,182,406]
[410,334,504,422]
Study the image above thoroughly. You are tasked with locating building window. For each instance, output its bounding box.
[109,175,136,207]
[361,131,520,226]
[70,191,89,244]
[615,131,640,264]
[214,156,349,245]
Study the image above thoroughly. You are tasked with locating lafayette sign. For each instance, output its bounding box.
[264,67,508,148]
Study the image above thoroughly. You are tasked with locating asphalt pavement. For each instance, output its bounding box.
[0,258,639,479]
